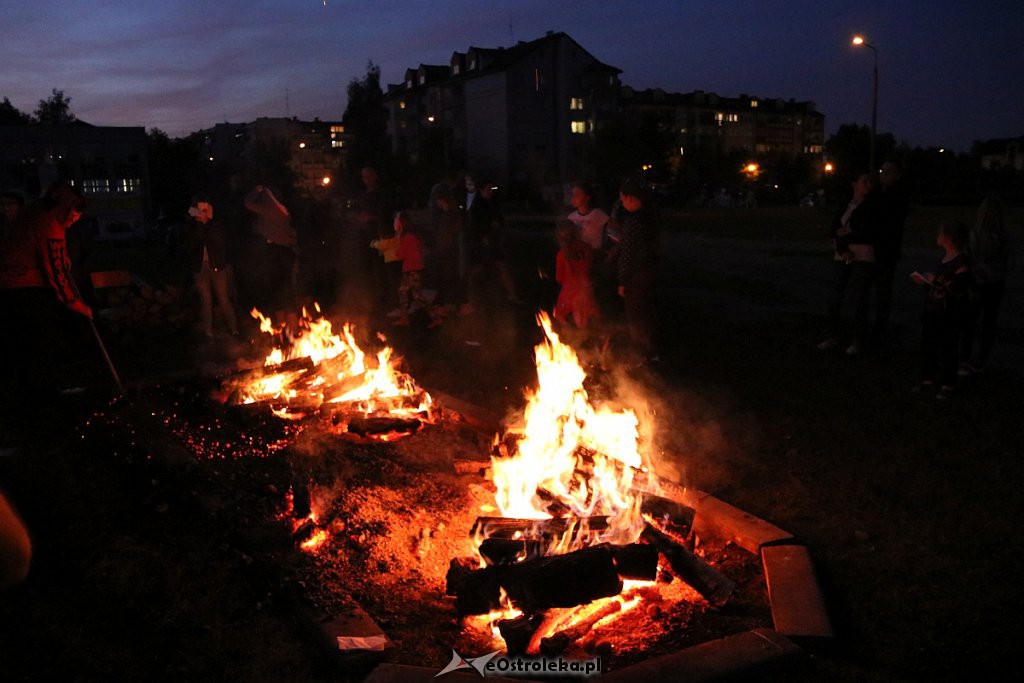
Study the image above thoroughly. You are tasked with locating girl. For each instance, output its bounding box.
[912,220,973,399]
[554,219,598,329]
[392,211,440,327]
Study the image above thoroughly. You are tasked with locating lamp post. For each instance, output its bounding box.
[852,35,878,173]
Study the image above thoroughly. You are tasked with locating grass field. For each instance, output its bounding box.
[2,204,1021,680]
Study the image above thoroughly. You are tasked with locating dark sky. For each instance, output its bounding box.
[2,0,1021,151]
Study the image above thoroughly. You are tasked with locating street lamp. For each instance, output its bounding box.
[852,35,878,174]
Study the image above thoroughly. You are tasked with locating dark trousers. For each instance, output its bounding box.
[962,280,1006,364]
[828,261,874,341]
[922,309,961,387]
[0,288,62,411]
[871,258,898,341]
[624,267,657,355]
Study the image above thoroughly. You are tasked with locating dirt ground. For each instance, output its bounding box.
[1,206,1021,681]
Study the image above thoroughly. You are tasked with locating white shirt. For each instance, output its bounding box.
[567,208,609,251]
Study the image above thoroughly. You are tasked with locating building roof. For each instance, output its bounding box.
[386,31,621,95]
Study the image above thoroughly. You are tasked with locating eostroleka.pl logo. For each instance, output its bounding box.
[435,649,502,677]
[435,649,603,678]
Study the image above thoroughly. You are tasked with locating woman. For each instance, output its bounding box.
[817,173,878,356]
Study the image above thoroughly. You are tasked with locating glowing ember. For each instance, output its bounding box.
[230,305,433,430]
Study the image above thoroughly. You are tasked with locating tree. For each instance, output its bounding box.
[0,96,32,125]
[341,61,389,185]
[825,123,895,181]
[34,88,77,125]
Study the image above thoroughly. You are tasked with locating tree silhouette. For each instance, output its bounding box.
[34,88,77,125]
[342,61,389,183]
[0,96,32,125]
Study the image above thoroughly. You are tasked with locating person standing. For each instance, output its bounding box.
[962,194,1013,373]
[818,173,878,356]
[616,177,660,361]
[870,159,910,347]
[554,220,598,329]
[244,184,296,316]
[355,166,394,314]
[184,197,238,338]
[0,182,92,408]
[912,220,972,399]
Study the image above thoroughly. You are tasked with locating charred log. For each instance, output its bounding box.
[641,493,696,533]
[500,545,623,612]
[498,614,545,657]
[345,416,422,437]
[478,538,543,566]
[642,524,734,606]
[609,542,659,581]
[451,545,623,615]
[470,516,608,541]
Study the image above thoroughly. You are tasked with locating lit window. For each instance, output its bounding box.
[570,97,585,110]
[116,178,139,193]
[679,147,685,156]
[83,179,109,194]
[399,101,406,110]
[332,140,344,148]
[727,114,739,122]
[453,64,460,75]
[330,125,344,133]
[469,58,476,70]
[571,120,587,134]
[419,74,426,85]
[750,100,759,108]
[406,79,413,88]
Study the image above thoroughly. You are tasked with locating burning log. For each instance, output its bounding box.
[344,416,422,437]
[450,545,623,615]
[224,356,315,383]
[318,372,368,403]
[539,599,623,656]
[478,538,543,566]
[447,560,502,615]
[470,516,608,540]
[498,614,545,657]
[609,543,659,581]
[642,524,734,607]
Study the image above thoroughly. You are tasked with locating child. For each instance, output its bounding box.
[912,220,973,399]
[392,211,439,327]
[554,219,598,329]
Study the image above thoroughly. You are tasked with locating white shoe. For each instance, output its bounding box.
[816,337,839,350]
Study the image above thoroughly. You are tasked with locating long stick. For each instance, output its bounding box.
[86,316,124,393]
[70,278,124,393]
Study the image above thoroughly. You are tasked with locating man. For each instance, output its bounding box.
[870,159,910,348]
[617,176,660,361]
[0,182,92,408]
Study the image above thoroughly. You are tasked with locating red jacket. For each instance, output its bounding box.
[0,203,81,307]
[397,231,425,272]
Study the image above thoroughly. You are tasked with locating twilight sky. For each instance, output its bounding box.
[1,0,1020,151]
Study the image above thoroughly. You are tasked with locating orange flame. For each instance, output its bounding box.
[234,305,433,425]
[489,312,652,549]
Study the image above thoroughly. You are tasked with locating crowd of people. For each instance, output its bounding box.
[820,160,1013,399]
[0,160,1015,421]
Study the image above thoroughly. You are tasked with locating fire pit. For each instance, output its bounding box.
[77,308,829,680]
